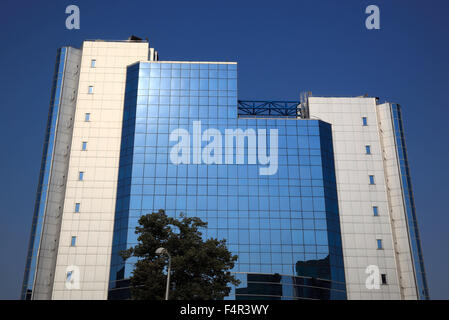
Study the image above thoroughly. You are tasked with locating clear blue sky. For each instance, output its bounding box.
[0,0,448,299]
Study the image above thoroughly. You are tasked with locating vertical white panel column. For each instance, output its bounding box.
[52,40,149,300]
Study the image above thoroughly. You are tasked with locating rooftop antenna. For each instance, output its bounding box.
[128,35,143,41]
[300,91,312,119]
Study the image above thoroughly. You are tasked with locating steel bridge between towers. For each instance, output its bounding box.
[237,100,304,118]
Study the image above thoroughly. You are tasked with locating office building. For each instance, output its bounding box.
[22,38,428,300]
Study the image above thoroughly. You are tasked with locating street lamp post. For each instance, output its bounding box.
[155,247,171,300]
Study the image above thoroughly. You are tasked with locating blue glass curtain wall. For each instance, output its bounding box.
[391,104,429,300]
[109,62,346,300]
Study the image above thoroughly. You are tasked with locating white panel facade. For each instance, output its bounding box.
[308,97,404,299]
[52,40,150,299]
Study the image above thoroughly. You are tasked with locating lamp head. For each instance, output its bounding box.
[155,247,167,255]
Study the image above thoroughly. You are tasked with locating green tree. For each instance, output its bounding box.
[120,209,239,300]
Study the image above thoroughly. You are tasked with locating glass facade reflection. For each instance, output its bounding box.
[21,48,68,300]
[390,104,429,300]
[108,61,346,300]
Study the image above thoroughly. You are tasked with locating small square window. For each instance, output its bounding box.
[78,172,84,181]
[369,175,375,185]
[365,145,371,154]
[362,117,368,126]
[91,59,96,68]
[82,141,87,151]
[85,113,90,122]
[381,274,387,285]
[66,270,73,281]
[373,206,379,216]
[377,239,383,249]
[88,86,94,94]
[71,236,77,247]
[75,203,80,213]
